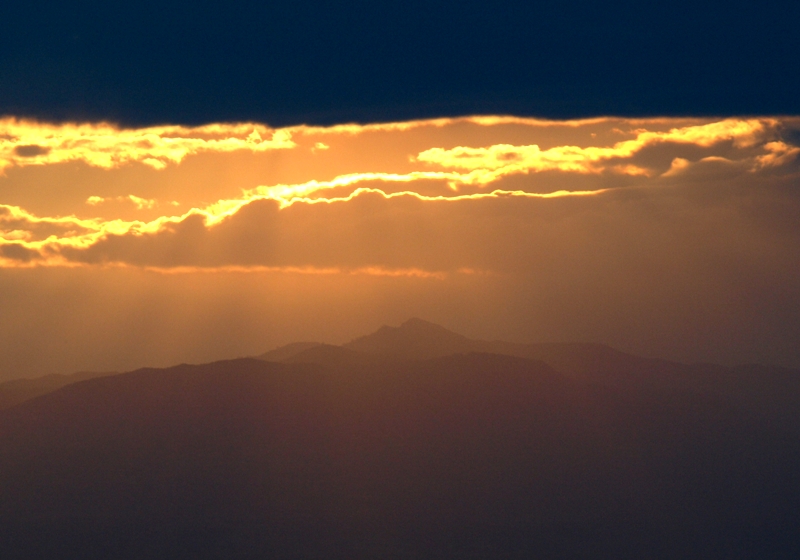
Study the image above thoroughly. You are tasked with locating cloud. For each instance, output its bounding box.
[1,116,798,272]
[415,119,781,183]
[0,120,295,172]
[0,243,41,263]
[13,145,50,157]
[757,141,800,168]
[0,186,608,269]
[13,170,796,279]
[87,195,159,209]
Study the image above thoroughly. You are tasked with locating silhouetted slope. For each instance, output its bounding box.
[335,319,800,430]
[257,341,322,362]
[0,355,797,559]
[344,317,476,359]
[282,344,384,368]
[0,370,116,410]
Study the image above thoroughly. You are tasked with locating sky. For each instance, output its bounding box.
[2,1,799,125]
[1,1,799,378]
[1,116,799,378]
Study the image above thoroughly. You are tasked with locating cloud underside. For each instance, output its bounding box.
[3,179,799,281]
[0,116,798,273]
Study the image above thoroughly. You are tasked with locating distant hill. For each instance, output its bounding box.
[344,317,477,359]
[262,318,800,431]
[0,353,797,559]
[0,369,116,410]
[256,341,323,362]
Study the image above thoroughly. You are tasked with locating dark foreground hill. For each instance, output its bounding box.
[0,353,798,559]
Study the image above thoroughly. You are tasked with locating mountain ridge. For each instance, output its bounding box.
[0,352,797,559]
[0,369,118,411]
[3,318,800,432]
[255,319,800,430]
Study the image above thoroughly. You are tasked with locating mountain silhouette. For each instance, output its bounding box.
[264,319,800,431]
[0,320,798,558]
[256,341,322,362]
[343,317,477,359]
[281,344,388,368]
[0,351,798,559]
[0,369,116,410]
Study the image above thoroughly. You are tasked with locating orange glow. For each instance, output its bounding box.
[415,119,773,179]
[1,115,796,271]
[139,264,448,279]
[1,114,800,380]
[0,118,294,172]
[0,184,607,268]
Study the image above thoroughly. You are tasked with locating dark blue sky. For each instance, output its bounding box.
[1,0,798,126]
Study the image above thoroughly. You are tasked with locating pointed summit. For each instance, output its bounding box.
[343,318,475,360]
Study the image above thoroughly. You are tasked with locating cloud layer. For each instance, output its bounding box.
[1,116,798,271]
[1,115,799,375]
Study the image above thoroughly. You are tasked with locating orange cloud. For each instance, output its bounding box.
[756,141,800,168]
[0,184,608,269]
[0,119,295,172]
[416,119,777,182]
[1,116,797,273]
[105,263,448,279]
[86,195,164,209]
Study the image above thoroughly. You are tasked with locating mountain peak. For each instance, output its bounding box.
[343,318,474,359]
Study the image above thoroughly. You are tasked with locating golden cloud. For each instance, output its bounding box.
[0,184,606,269]
[0,119,295,172]
[416,119,777,181]
[86,195,173,210]
[0,116,797,272]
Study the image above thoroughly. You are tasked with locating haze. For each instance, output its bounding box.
[1,115,799,379]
